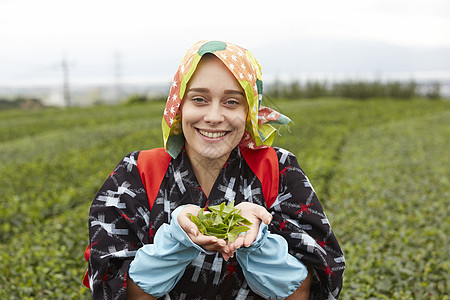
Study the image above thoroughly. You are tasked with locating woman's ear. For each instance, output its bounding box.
[178,98,184,115]
[177,105,182,118]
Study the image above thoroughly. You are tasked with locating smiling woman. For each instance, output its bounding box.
[85,40,345,300]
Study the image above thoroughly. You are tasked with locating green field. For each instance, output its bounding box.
[1,98,448,299]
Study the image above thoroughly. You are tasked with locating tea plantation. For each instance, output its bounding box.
[0,98,448,299]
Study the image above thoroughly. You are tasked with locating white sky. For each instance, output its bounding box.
[1,0,449,85]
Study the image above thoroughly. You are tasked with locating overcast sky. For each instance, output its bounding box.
[1,0,449,85]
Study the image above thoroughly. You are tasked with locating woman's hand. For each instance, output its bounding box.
[177,203,272,259]
[177,205,233,260]
[227,202,272,252]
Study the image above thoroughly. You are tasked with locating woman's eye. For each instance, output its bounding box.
[226,99,239,105]
[193,97,205,103]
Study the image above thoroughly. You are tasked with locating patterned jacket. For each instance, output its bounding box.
[87,147,345,299]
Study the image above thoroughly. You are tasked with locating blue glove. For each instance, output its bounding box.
[236,223,308,300]
[128,205,205,297]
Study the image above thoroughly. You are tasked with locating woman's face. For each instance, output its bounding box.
[181,55,248,164]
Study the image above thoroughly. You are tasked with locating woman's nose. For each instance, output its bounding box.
[204,102,225,124]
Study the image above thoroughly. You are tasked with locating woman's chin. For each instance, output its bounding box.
[197,146,233,161]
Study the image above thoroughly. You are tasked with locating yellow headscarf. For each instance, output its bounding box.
[162,40,291,158]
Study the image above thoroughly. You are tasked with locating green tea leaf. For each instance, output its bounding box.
[207,233,227,239]
[212,223,228,230]
[208,203,221,213]
[229,225,250,235]
[222,210,234,223]
[188,201,253,241]
[213,214,223,225]
[228,226,250,243]
[189,214,204,230]
[205,226,228,234]
[222,201,235,214]
[240,219,252,226]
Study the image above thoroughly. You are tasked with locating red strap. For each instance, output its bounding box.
[83,269,90,288]
[240,146,279,209]
[83,245,90,288]
[137,148,172,210]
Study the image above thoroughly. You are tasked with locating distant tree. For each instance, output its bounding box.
[265,79,426,100]
[125,93,149,104]
[270,77,282,99]
[123,93,167,105]
[425,82,441,100]
[0,97,43,110]
[289,80,302,99]
[305,81,328,98]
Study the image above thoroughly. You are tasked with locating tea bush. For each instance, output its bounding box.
[0,98,448,299]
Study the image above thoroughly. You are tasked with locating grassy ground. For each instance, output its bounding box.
[0,98,448,299]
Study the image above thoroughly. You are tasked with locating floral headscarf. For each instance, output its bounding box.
[162,40,291,158]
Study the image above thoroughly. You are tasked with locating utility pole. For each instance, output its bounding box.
[114,51,122,103]
[53,53,74,107]
[62,55,71,107]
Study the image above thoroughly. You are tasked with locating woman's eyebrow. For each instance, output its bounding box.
[224,89,245,96]
[187,87,210,93]
[186,87,245,97]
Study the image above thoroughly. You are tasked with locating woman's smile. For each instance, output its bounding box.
[197,129,230,139]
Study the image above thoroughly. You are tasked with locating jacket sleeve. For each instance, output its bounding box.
[87,151,151,300]
[129,205,206,297]
[236,222,308,300]
[268,148,345,300]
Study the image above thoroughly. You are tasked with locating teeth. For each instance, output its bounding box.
[199,130,227,138]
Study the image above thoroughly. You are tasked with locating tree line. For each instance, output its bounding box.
[0,97,43,109]
[1,80,444,110]
[266,79,443,100]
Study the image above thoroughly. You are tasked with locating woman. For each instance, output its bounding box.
[86,40,345,299]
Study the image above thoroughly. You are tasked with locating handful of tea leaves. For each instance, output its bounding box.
[188,201,252,242]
